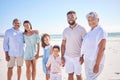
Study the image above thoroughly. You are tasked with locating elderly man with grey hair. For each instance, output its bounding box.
[3,18,24,80]
[81,12,107,80]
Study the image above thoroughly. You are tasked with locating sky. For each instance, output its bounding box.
[0,0,120,34]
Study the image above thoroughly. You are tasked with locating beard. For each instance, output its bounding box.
[68,21,76,25]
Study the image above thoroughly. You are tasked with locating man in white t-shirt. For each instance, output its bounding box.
[81,12,107,80]
[61,10,86,80]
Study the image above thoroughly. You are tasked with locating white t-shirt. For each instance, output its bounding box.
[62,24,86,57]
[46,55,61,73]
[81,26,107,64]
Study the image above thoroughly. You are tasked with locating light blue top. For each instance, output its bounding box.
[42,45,51,74]
[24,33,40,60]
[3,27,24,57]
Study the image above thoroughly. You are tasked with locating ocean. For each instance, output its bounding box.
[0,32,120,39]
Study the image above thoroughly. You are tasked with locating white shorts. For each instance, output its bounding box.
[85,57,104,80]
[7,56,24,68]
[50,73,62,80]
[64,55,82,75]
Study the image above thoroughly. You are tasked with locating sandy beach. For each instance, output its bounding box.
[0,38,120,80]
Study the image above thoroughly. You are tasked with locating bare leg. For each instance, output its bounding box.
[46,74,50,80]
[7,67,13,80]
[31,59,36,80]
[25,60,31,80]
[17,66,22,80]
[76,75,82,80]
[68,73,74,80]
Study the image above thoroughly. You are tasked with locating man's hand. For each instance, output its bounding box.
[5,54,10,61]
[61,57,65,67]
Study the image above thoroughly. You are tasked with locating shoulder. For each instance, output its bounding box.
[64,27,70,31]
[98,26,106,33]
[32,30,39,35]
[5,28,13,35]
[78,25,86,31]
[5,28,12,32]
[78,25,87,34]
[63,27,70,33]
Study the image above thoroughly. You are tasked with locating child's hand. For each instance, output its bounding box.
[46,65,51,71]
[35,53,39,59]
[38,55,43,58]
[80,56,84,65]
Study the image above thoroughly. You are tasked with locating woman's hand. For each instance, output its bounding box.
[93,64,99,74]
[35,53,39,59]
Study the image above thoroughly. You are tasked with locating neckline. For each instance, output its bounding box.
[24,33,36,37]
[90,25,100,31]
[69,24,78,30]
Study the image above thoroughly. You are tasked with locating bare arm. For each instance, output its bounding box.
[50,46,53,55]
[34,30,40,59]
[96,39,106,65]
[61,40,66,66]
[93,39,106,73]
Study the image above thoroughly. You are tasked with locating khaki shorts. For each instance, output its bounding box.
[7,56,24,68]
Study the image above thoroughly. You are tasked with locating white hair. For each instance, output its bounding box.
[86,12,99,19]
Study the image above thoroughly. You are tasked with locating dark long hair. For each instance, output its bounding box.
[41,33,50,48]
[23,20,32,32]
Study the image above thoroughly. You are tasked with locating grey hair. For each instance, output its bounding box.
[86,12,99,19]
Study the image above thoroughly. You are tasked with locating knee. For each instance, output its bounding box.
[17,66,21,69]
[8,67,13,71]
[32,68,36,74]
[69,73,74,77]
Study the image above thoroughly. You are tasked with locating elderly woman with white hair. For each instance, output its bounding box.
[81,12,107,80]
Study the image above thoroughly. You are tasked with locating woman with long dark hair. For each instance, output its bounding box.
[23,20,40,80]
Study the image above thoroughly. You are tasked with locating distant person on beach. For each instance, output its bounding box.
[61,10,86,80]
[41,33,52,80]
[46,45,62,80]
[3,18,24,80]
[23,20,40,80]
[81,12,107,80]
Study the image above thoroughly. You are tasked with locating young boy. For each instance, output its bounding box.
[46,45,62,80]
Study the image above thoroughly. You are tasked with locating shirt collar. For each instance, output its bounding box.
[91,25,100,31]
[12,27,20,32]
[69,23,79,30]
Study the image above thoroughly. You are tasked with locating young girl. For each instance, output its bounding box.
[46,45,62,80]
[23,20,40,80]
[41,33,52,80]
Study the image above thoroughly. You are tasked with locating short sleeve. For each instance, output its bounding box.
[81,27,87,39]
[62,30,66,40]
[97,29,107,44]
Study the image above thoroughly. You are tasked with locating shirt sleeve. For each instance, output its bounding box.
[97,29,107,44]
[3,31,9,52]
[62,30,66,40]
[81,27,87,40]
[46,55,52,67]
